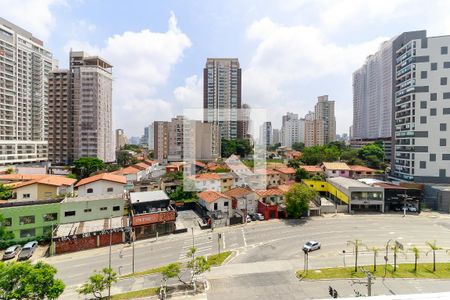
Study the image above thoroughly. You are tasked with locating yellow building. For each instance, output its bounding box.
[13,176,76,201]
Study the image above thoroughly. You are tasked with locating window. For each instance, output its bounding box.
[419,161,426,169]
[440,138,447,146]
[430,153,436,161]
[431,93,437,101]
[140,187,148,192]
[87,188,93,194]
[107,187,114,192]
[340,171,345,174]
[420,101,427,109]
[332,170,336,174]
[444,108,450,115]
[441,123,447,131]
[84,208,92,213]
[224,201,229,207]
[441,77,447,85]
[22,193,30,199]
[421,71,427,79]
[442,46,448,54]
[420,116,427,124]
[100,207,107,211]
[2,217,11,226]
[444,62,450,68]
[444,93,450,99]
[431,62,438,70]
[214,203,218,210]
[440,169,446,177]
[321,185,325,188]
[430,108,437,116]
[19,215,35,225]
[43,213,57,222]
[64,211,76,217]
[113,206,120,211]
[443,154,450,160]
[20,228,35,238]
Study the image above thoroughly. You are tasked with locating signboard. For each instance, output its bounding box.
[132,211,176,226]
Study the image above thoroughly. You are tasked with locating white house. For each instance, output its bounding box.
[111,166,144,182]
[224,187,258,214]
[198,190,233,226]
[188,173,221,192]
[75,173,127,197]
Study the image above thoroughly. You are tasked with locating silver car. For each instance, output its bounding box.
[303,241,321,252]
[255,213,265,221]
[2,245,21,260]
[18,241,38,261]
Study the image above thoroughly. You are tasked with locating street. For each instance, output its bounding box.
[44,213,450,298]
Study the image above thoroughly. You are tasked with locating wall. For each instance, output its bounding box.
[15,184,39,201]
[55,232,124,254]
[77,180,125,197]
[60,198,125,224]
[198,198,232,218]
[303,180,349,204]
[0,202,60,241]
[37,184,59,200]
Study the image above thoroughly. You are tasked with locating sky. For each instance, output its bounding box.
[2,0,450,138]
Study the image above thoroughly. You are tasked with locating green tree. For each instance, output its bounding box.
[186,247,210,286]
[0,184,12,200]
[221,139,252,158]
[0,214,13,241]
[78,267,117,299]
[169,186,196,202]
[295,168,310,182]
[358,143,384,168]
[367,246,380,272]
[116,150,134,167]
[161,263,181,290]
[73,157,105,179]
[292,142,305,151]
[300,146,325,165]
[410,246,420,272]
[287,159,300,169]
[268,143,281,151]
[122,144,142,153]
[347,240,365,272]
[285,184,315,218]
[0,261,65,300]
[391,242,403,272]
[426,240,442,272]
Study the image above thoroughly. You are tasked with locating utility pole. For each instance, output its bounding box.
[218,233,221,254]
[303,249,309,275]
[384,239,392,278]
[132,229,135,274]
[108,213,112,299]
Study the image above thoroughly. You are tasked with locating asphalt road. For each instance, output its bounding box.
[43,213,450,298]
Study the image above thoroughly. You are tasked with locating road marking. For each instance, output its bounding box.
[222,233,226,250]
[242,228,247,247]
[182,241,211,248]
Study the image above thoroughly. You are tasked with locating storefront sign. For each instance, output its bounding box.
[132,211,176,226]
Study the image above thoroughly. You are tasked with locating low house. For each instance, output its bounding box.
[286,150,302,160]
[13,176,76,201]
[219,173,234,192]
[75,173,126,197]
[224,187,258,215]
[321,162,351,178]
[348,165,377,179]
[52,216,130,255]
[60,194,126,224]
[166,162,185,173]
[300,165,324,177]
[0,174,48,184]
[255,169,281,187]
[188,173,221,192]
[275,167,296,183]
[111,166,144,182]
[256,188,286,219]
[129,190,176,239]
[133,162,153,176]
[0,199,61,241]
[198,190,233,227]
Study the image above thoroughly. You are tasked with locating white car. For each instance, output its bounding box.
[246,215,252,222]
[255,213,265,221]
[303,241,321,252]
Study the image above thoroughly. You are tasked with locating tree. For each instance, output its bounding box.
[300,146,325,165]
[287,159,300,169]
[161,263,181,290]
[221,139,252,158]
[285,184,315,218]
[426,240,442,272]
[0,214,13,241]
[0,184,12,200]
[186,247,210,286]
[78,267,117,299]
[347,240,365,272]
[391,243,403,272]
[268,143,281,151]
[358,143,384,168]
[116,150,134,167]
[169,186,196,202]
[292,142,305,151]
[410,246,420,272]
[295,168,310,182]
[0,261,65,299]
[73,157,105,179]
[367,246,380,272]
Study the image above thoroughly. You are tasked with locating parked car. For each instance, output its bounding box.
[246,215,252,223]
[405,205,417,212]
[303,241,321,252]
[2,245,21,260]
[248,213,257,221]
[255,213,265,221]
[17,241,38,261]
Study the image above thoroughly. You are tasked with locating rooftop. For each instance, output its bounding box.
[224,187,254,198]
[75,173,126,187]
[130,190,169,204]
[112,166,141,175]
[13,176,76,189]
[275,167,296,174]
[322,162,351,171]
[301,165,322,172]
[256,188,285,197]
[327,177,381,190]
[54,216,129,238]
[63,193,124,203]
[198,190,231,203]
[349,165,376,172]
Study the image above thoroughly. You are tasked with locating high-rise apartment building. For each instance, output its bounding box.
[48,51,114,164]
[240,103,251,140]
[281,113,305,148]
[353,41,393,140]
[147,123,154,151]
[115,129,127,151]
[272,129,280,145]
[314,95,336,145]
[153,121,169,162]
[183,120,221,161]
[392,31,450,182]
[259,122,272,148]
[140,126,149,146]
[304,111,317,147]
[0,18,55,165]
[168,116,184,162]
[203,58,242,140]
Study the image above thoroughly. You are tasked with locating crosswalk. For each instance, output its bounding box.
[179,233,214,260]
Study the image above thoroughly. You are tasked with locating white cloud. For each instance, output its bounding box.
[0,0,65,40]
[65,12,192,135]
[173,75,202,106]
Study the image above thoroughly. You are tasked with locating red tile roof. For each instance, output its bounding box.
[112,166,141,175]
[14,176,76,189]
[190,173,221,180]
[256,188,285,197]
[75,173,127,187]
[322,162,351,171]
[255,169,279,175]
[224,187,254,198]
[301,165,322,172]
[275,167,296,174]
[348,165,376,172]
[0,174,48,181]
[198,190,231,203]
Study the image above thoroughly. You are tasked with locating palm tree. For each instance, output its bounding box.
[409,246,420,272]
[426,240,442,272]
[367,246,380,272]
[347,239,364,272]
[391,243,403,272]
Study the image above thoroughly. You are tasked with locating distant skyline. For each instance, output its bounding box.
[3,0,450,136]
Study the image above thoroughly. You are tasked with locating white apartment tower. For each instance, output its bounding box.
[0,18,55,164]
[393,31,450,183]
[281,113,305,148]
[314,95,336,145]
[259,122,273,148]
